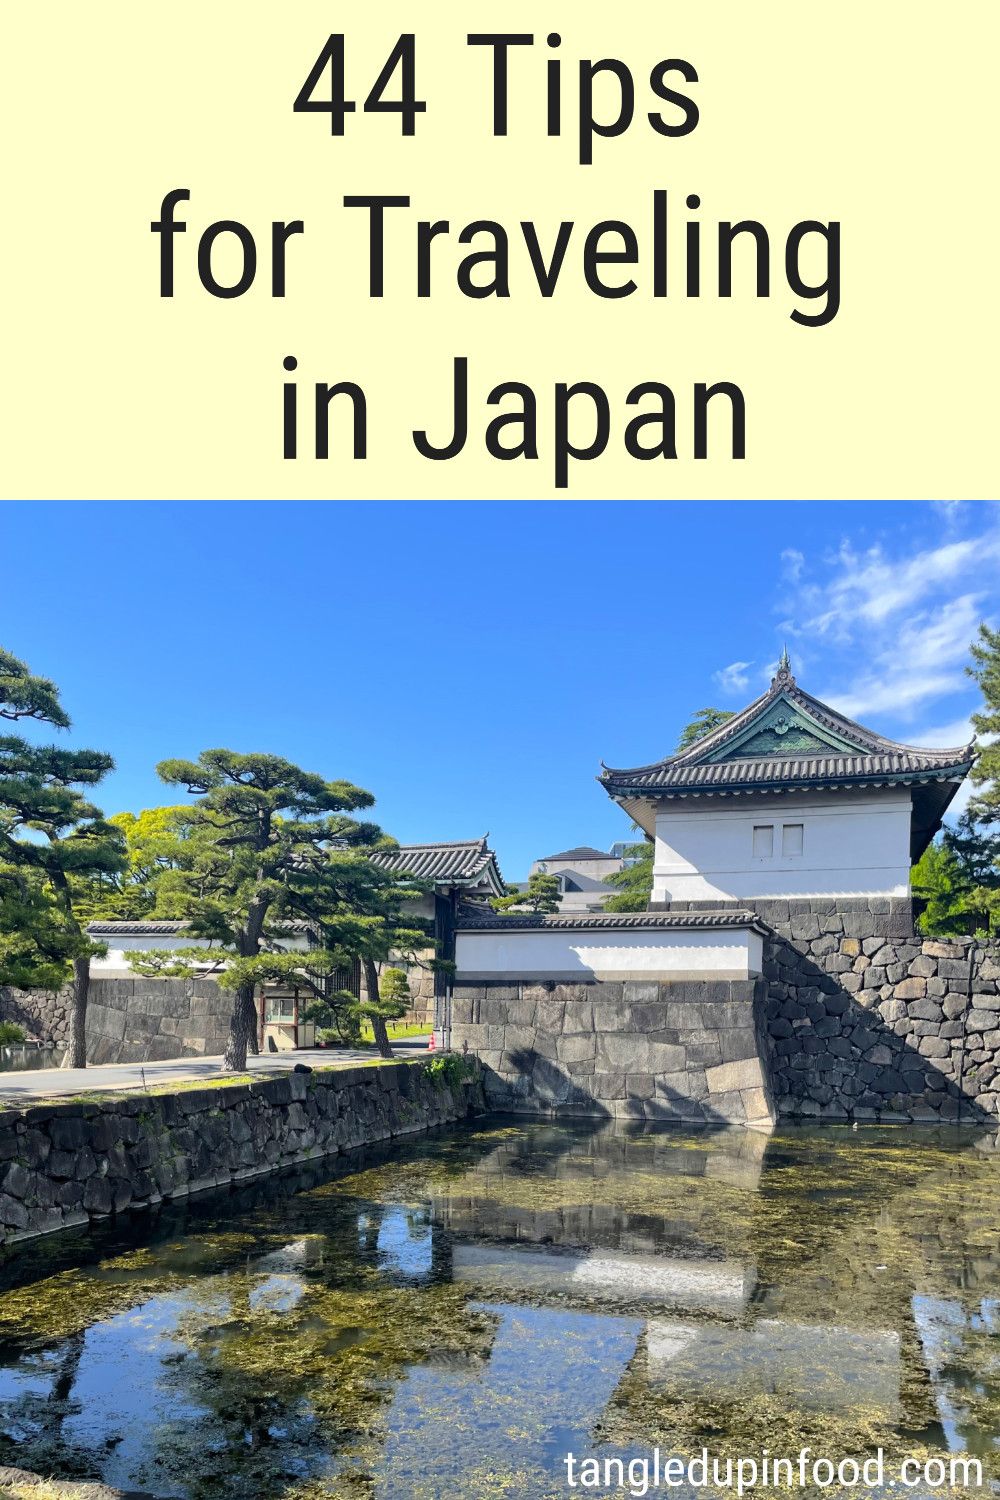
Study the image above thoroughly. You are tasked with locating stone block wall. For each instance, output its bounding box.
[0,986,70,1048]
[0,1058,484,1246]
[749,898,1000,1123]
[449,979,774,1127]
[85,978,233,1063]
[1,978,233,1064]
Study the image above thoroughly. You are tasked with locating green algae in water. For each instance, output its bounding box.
[0,1120,998,1497]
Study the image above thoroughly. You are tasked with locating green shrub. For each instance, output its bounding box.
[0,1021,27,1047]
[424,1052,476,1089]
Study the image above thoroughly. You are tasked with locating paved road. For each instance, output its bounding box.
[0,1037,431,1104]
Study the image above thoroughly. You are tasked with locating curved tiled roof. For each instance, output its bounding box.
[456,908,768,934]
[87,921,189,935]
[600,660,975,797]
[604,749,973,793]
[86,918,317,936]
[372,836,505,896]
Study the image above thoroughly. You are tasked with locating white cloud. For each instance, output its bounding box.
[795,534,1000,643]
[784,515,1000,729]
[714,660,752,695]
[780,548,805,582]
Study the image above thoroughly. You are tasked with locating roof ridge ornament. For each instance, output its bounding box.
[772,645,795,689]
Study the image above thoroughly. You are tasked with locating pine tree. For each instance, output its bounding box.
[603,836,654,912]
[491,872,561,914]
[0,858,82,992]
[953,623,1000,933]
[149,749,407,1069]
[968,623,1000,826]
[911,839,972,937]
[0,648,126,1065]
[363,966,411,1039]
[676,707,735,751]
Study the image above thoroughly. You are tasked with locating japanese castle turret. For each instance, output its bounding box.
[448,657,991,1129]
[599,652,975,910]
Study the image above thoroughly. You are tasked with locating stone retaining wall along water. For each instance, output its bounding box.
[0,1059,484,1246]
[750,898,1000,1123]
[449,979,774,1127]
[451,899,1000,1128]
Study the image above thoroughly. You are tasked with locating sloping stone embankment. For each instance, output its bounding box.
[450,979,774,1126]
[753,898,1000,1122]
[0,1060,483,1246]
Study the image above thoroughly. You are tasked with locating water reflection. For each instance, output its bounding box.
[0,1119,996,1497]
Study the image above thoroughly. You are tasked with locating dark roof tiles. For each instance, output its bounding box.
[456,908,769,934]
[539,846,614,862]
[601,665,975,796]
[372,836,505,895]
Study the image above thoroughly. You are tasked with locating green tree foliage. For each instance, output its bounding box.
[914,625,1000,937]
[363,965,411,1033]
[913,814,1000,938]
[491,872,561,915]
[0,647,68,728]
[0,648,126,1066]
[0,856,83,991]
[968,623,1000,827]
[79,805,196,920]
[675,707,735,752]
[911,838,974,937]
[603,836,654,912]
[343,870,431,1059]
[142,749,411,1069]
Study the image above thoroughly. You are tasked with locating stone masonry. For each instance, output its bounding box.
[650,896,1000,1123]
[451,898,1000,1128]
[751,897,1000,1123]
[1,977,234,1064]
[449,979,774,1127]
[0,1058,484,1246]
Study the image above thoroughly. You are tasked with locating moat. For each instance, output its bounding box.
[0,1119,998,1498]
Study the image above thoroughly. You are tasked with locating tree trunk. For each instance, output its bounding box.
[61,954,90,1068]
[363,958,394,1059]
[223,983,257,1071]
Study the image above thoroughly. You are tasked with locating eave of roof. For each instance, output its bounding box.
[371,836,505,897]
[456,909,770,935]
[85,918,317,935]
[86,921,189,935]
[600,660,975,796]
[538,846,613,862]
[604,756,975,796]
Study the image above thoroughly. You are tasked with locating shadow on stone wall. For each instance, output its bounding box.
[762,927,998,1124]
[452,980,776,1128]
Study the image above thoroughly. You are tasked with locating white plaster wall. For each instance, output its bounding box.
[455,926,762,981]
[90,931,311,975]
[89,934,218,975]
[651,789,913,903]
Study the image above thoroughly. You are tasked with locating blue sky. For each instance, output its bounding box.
[1,500,997,879]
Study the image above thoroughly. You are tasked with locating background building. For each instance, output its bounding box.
[528,846,626,911]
